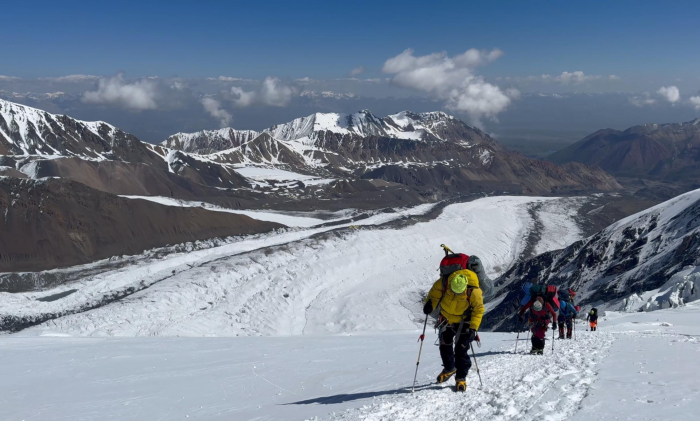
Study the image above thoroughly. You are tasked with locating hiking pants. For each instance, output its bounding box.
[439,324,472,379]
[558,315,573,338]
[531,326,547,350]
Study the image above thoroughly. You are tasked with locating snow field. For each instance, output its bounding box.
[329,326,615,421]
[120,195,329,227]
[24,196,577,337]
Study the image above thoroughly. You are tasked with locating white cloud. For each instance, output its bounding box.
[657,86,680,103]
[512,72,619,84]
[42,74,100,83]
[349,66,365,76]
[629,92,657,107]
[201,98,232,127]
[227,77,298,108]
[689,96,700,110]
[229,86,257,107]
[381,48,511,124]
[0,75,20,81]
[82,74,158,110]
[209,76,253,82]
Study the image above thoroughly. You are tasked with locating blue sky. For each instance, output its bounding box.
[2,0,698,139]
[4,0,699,85]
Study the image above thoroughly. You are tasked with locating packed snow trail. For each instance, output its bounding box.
[328,327,615,421]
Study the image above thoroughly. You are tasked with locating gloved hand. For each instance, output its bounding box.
[518,314,524,322]
[466,329,477,342]
[423,301,433,315]
[552,323,558,331]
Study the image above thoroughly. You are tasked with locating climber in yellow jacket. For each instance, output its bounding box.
[423,268,485,391]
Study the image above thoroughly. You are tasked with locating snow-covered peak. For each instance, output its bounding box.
[0,98,119,156]
[162,128,260,154]
[265,109,466,143]
[266,110,390,141]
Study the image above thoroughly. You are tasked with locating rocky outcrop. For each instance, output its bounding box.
[482,188,700,331]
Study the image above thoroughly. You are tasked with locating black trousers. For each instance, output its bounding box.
[439,323,472,379]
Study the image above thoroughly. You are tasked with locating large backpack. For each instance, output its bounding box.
[558,288,577,304]
[522,283,560,311]
[438,245,492,299]
[590,307,598,317]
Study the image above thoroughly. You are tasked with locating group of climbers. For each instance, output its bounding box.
[418,245,602,391]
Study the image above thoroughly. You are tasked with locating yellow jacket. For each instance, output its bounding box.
[426,269,485,330]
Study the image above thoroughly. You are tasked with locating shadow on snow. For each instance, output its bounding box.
[285,383,444,405]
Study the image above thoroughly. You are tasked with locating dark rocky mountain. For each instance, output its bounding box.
[482,188,700,332]
[549,118,700,189]
[0,177,282,275]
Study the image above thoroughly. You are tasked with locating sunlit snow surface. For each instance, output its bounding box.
[1,195,697,420]
[2,304,698,420]
[4,196,582,338]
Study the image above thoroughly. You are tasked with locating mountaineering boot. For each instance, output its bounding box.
[530,348,544,355]
[455,378,467,392]
[567,329,572,339]
[437,368,457,383]
[558,326,565,339]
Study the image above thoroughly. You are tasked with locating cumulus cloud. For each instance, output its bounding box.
[657,86,680,103]
[82,74,158,110]
[229,86,257,107]
[201,97,232,127]
[227,77,298,108]
[689,96,700,110]
[629,92,656,107]
[349,66,365,76]
[382,48,512,124]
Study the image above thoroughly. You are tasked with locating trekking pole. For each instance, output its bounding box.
[412,315,429,393]
[470,342,483,388]
[514,329,521,354]
[551,324,555,352]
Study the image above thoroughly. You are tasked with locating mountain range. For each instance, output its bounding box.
[0,98,620,272]
[549,118,700,195]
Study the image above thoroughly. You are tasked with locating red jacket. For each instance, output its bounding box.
[519,299,557,319]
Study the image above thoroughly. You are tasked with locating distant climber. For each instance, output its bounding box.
[557,299,578,339]
[519,296,556,355]
[423,245,485,392]
[587,308,599,331]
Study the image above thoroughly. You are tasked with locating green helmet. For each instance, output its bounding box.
[451,274,468,294]
[590,310,595,315]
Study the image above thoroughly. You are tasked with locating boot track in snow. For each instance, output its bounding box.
[328,329,615,421]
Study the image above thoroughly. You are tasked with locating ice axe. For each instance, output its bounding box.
[412,314,429,393]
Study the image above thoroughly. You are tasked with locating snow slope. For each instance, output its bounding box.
[2,196,581,337]
[3,303,698,420]
[120,195,329,227]
[486,187,700,332]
